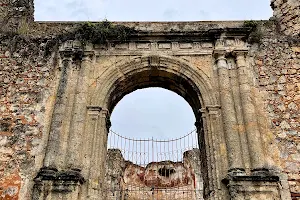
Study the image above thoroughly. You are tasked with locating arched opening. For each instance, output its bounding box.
[89,55,219,199]
[106,88,201,199]
[110,88,196,139]
[93,58,214,199]
[107,69,202,115]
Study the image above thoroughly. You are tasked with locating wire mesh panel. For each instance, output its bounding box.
[105,130,204,200]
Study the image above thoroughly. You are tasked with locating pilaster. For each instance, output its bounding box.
[35,50,86,200]
[234,50,266,173]
[43,50,74,169]
[66,51,95,171]
[84,106,103,199]
[202,105,230,200]
[214,50,245,174]
[88,108,110,200]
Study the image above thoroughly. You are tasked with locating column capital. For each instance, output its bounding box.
[82,51,95,62]
[206,105,221,115]
[59,50,74,61]
[199,108,206,114]
[214,50,230,69]
[232,50,248,58]
[198,106,221,115]
[87,106,102,115]
[97,108,111,131]
[99,108,110,119]
[213,49,227,60]
[233,50,248,67]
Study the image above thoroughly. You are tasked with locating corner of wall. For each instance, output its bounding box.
[271,0,300,36]
[0,0,34,32]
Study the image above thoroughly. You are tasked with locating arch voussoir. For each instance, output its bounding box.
[91,55,216,111]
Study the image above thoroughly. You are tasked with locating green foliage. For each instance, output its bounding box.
[44,20,136,56]
[75,21,136,44]
[243,20,263,44]
[16,18,30,35]
[248,30,264,44]
[243,20,258,29]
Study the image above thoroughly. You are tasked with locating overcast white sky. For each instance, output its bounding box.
[35,0,273,140]
[35,0,273,21]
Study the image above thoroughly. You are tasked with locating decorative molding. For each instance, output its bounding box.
[223,173,281,199]
[179,43,193,49]
[137,43,150,49]
[215,39,226,49]
[115,43,129,50]
[34,167,85,185]
[172,42,179,50]
[232,50,248,57]
[150,42,158,50]
[148,55,160,68]
[94,41,215,51]
[87,106,102,118]
[158,43,171,49]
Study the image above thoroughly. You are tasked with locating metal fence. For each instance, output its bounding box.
[105,129,204,200]
[107,129,199,165]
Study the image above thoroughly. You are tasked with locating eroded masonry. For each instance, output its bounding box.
[0,0,299,199]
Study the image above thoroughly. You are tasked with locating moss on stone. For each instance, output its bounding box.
[243,20,264,44]
[44,21,136,56]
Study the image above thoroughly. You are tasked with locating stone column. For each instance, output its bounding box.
[66,51,94,171]
[84,106,102,199]
[43,51,73,169]
[214,51,245,174]
[206,105,230,199]
[82,106,102,178]
[88,109,110,200]
[234,51,265,172]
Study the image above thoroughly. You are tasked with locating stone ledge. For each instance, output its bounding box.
[34,167,85,184]
[223,173,280,184]
[227,175,279,182]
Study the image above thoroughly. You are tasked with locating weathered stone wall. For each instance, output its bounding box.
[0,3,82,199]
[105,149,125,200]
[0,31,58,199]
[249,32,300,199]
[105,149,204,200]
[0,0,34,32]
[271,0,300,36]
[0,0,299,199]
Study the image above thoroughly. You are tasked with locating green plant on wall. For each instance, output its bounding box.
[75,21,136,44]
[243,20,264,44]
[45,20,137,56]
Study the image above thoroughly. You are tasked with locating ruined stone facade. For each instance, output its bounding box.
[0,0,299,199]
[105,149,204,200]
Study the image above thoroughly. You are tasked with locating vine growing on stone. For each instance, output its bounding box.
[44,21,137,56]
[243,20,264,44]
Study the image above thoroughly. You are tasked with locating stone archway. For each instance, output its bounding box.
[87,55,224,200]
[33,34,288,200]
